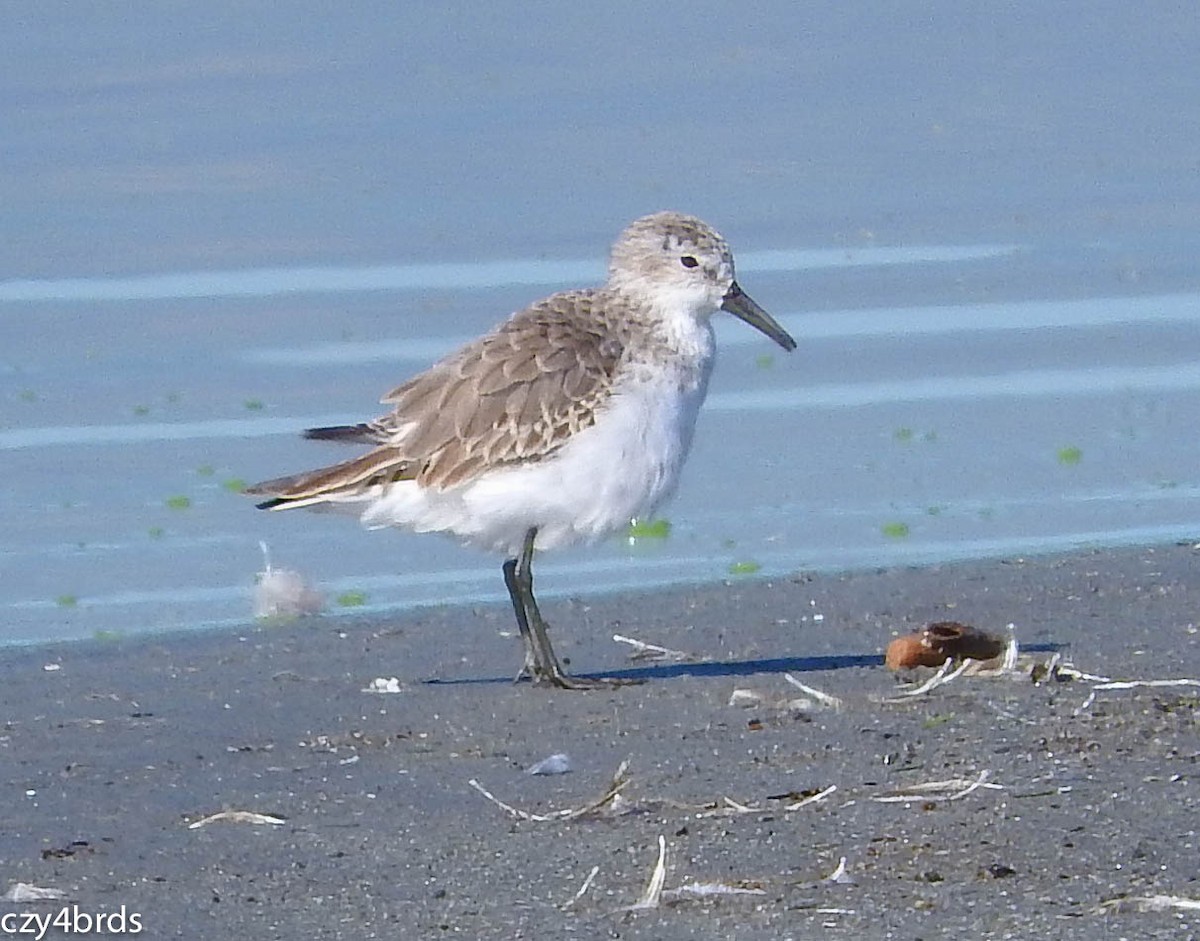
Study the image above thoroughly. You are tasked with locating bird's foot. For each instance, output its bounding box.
[525,662,641,690]
[512,657,639,689]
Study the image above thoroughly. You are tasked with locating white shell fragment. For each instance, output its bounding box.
[3,883,66,902]
[526,753,573,775]
[362,677,403,694]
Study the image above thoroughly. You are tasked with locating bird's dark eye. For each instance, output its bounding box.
[680,255,699,269]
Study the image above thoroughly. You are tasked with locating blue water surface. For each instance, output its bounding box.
[2,4,1198,644]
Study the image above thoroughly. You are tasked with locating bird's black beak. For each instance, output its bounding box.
[721,281,796,351]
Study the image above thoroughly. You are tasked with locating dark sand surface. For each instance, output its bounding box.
[3,544,1199,939]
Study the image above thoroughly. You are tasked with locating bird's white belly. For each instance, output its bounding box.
[359,368,708,557]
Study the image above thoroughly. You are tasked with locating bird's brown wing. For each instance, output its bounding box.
[246,290,624,505]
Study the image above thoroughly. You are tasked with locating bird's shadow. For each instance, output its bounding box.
[423,645,1060,687]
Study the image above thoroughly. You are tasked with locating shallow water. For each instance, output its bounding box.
[2,5,1199,644]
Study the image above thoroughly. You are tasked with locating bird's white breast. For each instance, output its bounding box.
[359,326,716,557]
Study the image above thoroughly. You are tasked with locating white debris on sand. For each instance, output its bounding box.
[253,542,324,619]
[527,753,573,775]
[187,810,287,829]
[825,857,857,885]
[3,883,66,902]
[362,677,403,694]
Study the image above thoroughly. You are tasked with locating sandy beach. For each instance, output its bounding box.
[3,543,1198,938]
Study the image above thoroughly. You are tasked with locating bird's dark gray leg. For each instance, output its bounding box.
[502,543,539,682]
[512,527,570,685]
[502,527,620,689]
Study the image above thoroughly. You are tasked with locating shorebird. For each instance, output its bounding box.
[246,212,796,688]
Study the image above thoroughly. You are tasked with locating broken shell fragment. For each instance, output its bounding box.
[926,621,1006,661]
[885,621,1006,671]
[885,632,948,670]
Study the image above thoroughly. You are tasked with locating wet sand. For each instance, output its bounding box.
[3,543,1198,938]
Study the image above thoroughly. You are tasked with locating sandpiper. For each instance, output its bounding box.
[247,212,796,688]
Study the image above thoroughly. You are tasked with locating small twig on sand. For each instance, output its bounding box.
[563,760,633,820]
[882,658,972,701]
[1079,677,1200,712]
[626,835,667,911]
[612,633,701,662]
[1054,662,1113,683]
[784,784,838,811]
[689,796,763,818]
[467,778,551,822]
[1099,893,1200,914]
[187,810,286,829]
[613,835,772,912]
[1091,678,1200,693]
[664,881,766,900]
[825,856,856,885]
[560,866,600,911]
[873,770,1002,803]
[999,633,1019,672]
[469,760,632,823]
[946,769,998,800]
[783,674,844,709]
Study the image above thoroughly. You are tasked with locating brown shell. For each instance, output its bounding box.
[885,621,1006,671]
[885,633,950,671]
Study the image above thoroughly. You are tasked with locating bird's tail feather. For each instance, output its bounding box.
[304,423,377,444]
[245,449,415,509]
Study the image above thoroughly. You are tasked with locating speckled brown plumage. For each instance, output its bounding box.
[248,289,633,501]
